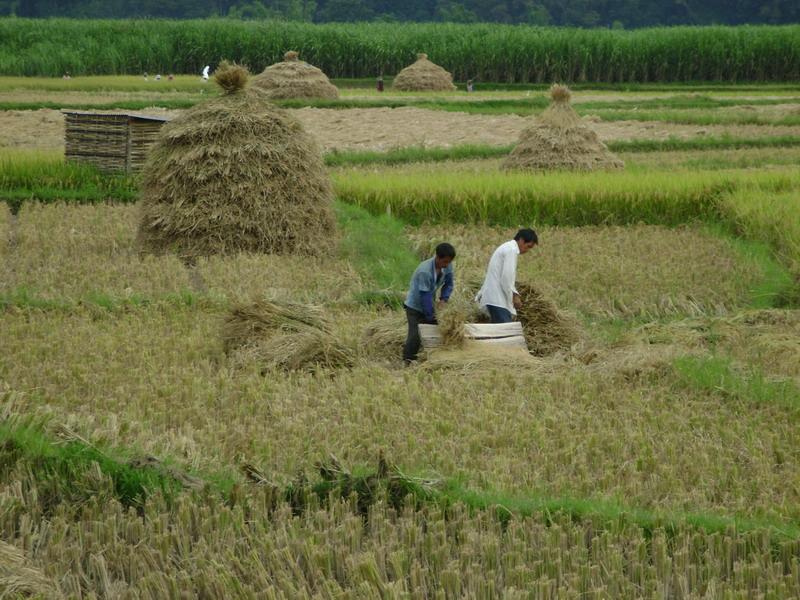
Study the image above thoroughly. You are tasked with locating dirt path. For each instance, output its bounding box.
[3,106,800,153]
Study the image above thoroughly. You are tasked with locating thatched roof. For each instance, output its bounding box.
[137,62,336,259]
[502,84,624,172]
[393,53,456,92]
[251,51,339,100]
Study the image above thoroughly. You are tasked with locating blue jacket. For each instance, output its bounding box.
[404,257,454,321]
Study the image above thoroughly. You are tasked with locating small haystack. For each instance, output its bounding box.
[251,51,339,100]
[393,54,456,92]
[516,283,580,356]
[502,84,624,172]
[138,61,336,259]
[223,299,353,371]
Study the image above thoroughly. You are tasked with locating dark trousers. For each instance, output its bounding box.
[403,306,425,363]
[487,304,513,323]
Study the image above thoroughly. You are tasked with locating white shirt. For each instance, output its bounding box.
[202,66,210,79]
[476,240,519,315]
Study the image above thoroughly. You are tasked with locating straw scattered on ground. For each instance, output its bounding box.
[421,342,544,374]
[503,84,624,172]
[251,51,339,100]
[137,61,336,260]
[393,54,456,92]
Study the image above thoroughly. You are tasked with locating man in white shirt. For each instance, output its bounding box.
[476,228,538,323]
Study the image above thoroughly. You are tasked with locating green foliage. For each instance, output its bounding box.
[673,356,800,412]
[335,201,419,296]
[325,144,513,167]
[334,168,799,226]
[0,419,184,507]
[0,19,799,82]
[0,151,137,212]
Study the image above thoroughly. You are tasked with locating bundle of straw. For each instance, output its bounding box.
[515,283,580,356]
[222,299,330,353]
[361,314,406,362]
[223,299,353,371]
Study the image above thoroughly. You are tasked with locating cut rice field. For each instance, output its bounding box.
[1,80,800,596]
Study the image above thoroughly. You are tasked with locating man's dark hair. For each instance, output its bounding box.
[435,242,456,259]
[514,228,538,245]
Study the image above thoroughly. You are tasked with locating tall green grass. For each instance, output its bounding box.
[1,19,799,82]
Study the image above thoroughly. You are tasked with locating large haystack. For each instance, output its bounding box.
[138,62,336,259]
[502,84,624,172]
[251,51,339,100]
[393,53,456,92]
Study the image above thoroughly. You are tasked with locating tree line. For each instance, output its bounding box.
[2,0,799,26]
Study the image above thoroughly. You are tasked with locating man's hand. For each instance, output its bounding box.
[437,299,448,310]
[512,293,522,309]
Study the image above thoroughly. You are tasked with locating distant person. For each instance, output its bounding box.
[376,76,384,92]
[62,71,71,80]
[167,74,174,81]
[466,79,474,93]
[476,229,538,323]
[403,243,456,363]
[202,65,210,81]
[143,72,149,81]
[155,73,161,81]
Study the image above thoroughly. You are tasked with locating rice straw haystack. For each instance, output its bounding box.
[502,84,624,172]
[138,62,336,259]
[223,299,353,371]
[251,51,339,100]
[516,283,581,356]
[393,53,456,92]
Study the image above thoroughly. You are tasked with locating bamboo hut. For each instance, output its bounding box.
[63,110,168,174]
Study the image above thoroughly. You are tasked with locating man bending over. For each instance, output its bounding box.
[476,229,538,323]
[403,242,456,363]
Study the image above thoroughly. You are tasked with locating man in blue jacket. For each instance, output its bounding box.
[403,242,456,363]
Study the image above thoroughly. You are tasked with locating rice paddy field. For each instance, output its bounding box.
[0,70,799,598]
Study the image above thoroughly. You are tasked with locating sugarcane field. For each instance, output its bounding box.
[1,18,800,599]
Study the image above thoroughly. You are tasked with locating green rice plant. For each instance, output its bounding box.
[0,151,136,211]
[324,137,800,168]
[333,167,799,227]
[672,355,800,411]
[718,189,800,277]
[325,144,513,167]
[588,108,800,127]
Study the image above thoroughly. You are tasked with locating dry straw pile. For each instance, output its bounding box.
[393,53,457,92]
[502,84,624,172]
[222,299,353,371]
[515,283,581,356]
[138,61,336,259]
[251,51,339,100]
[361,314,406,362]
